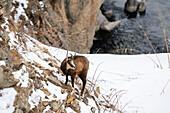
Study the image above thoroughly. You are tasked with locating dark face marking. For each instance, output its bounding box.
[68,60,75,68]
[67,58,75,69]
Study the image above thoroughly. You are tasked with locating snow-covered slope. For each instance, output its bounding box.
[1,30,170,112]
[0,0,170,112]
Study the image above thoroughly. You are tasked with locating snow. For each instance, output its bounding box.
[12,0,29,22]
[43,81,68,100]
[43,105,51,112]
[46,45,170,112]
[12,65,29,87]
[39,1,45,8]
[3,31,170,112]
[13,0,29,8]
[0,61,5,66]
[1,17,10,32]
[79,98,97,112]
[0,37,2,41]
[85,54,170,113]
[65,107,76,113]
[0,88,17,113]
[28,81,68,109]
[0,0,170,112]
[8,32,19,48]
[28,89,45,109]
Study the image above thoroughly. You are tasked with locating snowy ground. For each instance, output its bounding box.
[31,36,170,113]
[1,30,170,113]
[53,48,170,113]
[47,46,170,113]
[86,53,170,113]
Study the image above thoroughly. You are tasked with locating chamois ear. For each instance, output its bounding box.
[66,50,68,61]
[70,53,74,60]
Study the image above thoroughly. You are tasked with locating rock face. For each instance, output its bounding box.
[97,10,122,31]
[124,0,146,18]
[0,49,21,89]
[0,67,4,87]
[63,0,104,53]
[124,0,138,13]
[19,0,104,53]
[0,32,21,89]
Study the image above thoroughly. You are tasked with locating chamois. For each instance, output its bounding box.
[60,53,89,95]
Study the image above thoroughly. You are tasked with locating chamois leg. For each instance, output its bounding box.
[81,79,86,96]
[71,76,75,87]
[65,75,68,85]
[79,74,87,96]
[71,74,76,87]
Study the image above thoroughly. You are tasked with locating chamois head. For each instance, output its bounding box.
[66,53,76,70]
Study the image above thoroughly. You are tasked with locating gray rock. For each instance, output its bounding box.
[0,67,5,88]
[50,100,61,111]
[0,66,19,89]
[47,75,62,87]
[125,0,138,13]
[97,10,122,31]
[138,0,146,14]
[100,20,122,31]
[0,48,8,60]
[124,0,146,13]
[24,0,104,53]
[103,10,113,19]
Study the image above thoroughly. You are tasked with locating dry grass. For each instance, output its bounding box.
[135,3,170,69]
[90,62,104,92]
[103,90,127,113]
[88,62,127,113]
[156,3,170,68]
[137,22,163,69]
[116,3,170,69]
[160,78,170,95]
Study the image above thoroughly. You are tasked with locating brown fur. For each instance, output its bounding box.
[60,55,89,95]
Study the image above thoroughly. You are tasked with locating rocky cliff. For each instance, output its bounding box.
[3,0,103,53]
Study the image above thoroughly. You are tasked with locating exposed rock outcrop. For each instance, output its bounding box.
[10,0,104,53]
[62,0,104,53]
[97,10,122,31]
[0,29,21,89]
[124,0,146,18]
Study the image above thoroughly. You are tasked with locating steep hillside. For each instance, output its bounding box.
[0,1,121,112]
[1,0,103,53]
